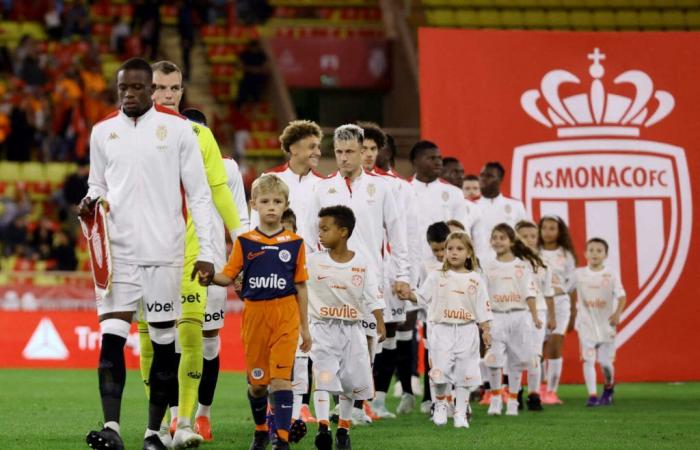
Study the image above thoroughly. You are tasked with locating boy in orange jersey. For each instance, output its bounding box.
[204,174,311,450]
[306,205,386,450]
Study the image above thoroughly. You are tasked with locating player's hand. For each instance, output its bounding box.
[193,261,215,284]
[394,281,411,300]
[481,328,492,349]
[376,321,386,343]
[532,314,543,329]
[547,313,557,331]
[608,312,621,327]
[78,197,97,219]
[299,327,312,353]
[233,274,243,294]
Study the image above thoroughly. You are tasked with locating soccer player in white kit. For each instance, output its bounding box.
[359,123,420,417]
[574,238,626,407]
[515,220,556,411]
[476,162,528,262]
[307,205,386,450]
[253,120,325,426]
[82,58,215,450]
[538,215,577,405]
[409,231,493,428]
[484,224,543,417]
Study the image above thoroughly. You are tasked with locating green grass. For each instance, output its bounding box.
[1,369,698,449]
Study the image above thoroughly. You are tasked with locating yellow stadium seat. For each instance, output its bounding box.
[639,10,662,28]
[661,10,685,29]
[616,10,640,29]
[523,9,548,28]
[501,9,525,28]
[426,9,457,26]
[18,22,47,40]
[46,163,68,186]
[20,162,45,182]
[0,161,21,182]
[687,10,700,28]
[477,9,502,27]
[536,0,564,7]
[455,9,479,27]
[570,10,593,29]
[593,10,616,29]
[675,0,700,8]
[547,10,570,28]
[559,0,588,7]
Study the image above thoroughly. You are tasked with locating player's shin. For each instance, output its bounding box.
[489,368,503,392]
[98,319,130,431]
[147,325,179,433]
[527,359,541,394]
[292,394,303,419]
[138,320,153,398]
[177,318,203,426]
[547,357,563,393]
[338,396,353,430]
[395,330,415,395]
[454,386,470,416]
[197,335,221,417]
[272,387,294,442]
[583,360,597,396]
[314,390,331,425]
[507,369,523,398]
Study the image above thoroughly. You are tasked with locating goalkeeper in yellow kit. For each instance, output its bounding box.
[140,60,241,449]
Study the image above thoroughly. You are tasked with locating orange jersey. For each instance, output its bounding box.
[224,227,308,301]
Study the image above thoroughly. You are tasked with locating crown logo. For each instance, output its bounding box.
[521,48,674,138]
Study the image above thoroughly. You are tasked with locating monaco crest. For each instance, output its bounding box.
[511,49,692,349]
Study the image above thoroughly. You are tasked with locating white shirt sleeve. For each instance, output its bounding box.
[302,184,322,253]
[543,266,555,297]
[179,125,215,263]
[474,274,493,323]
[563,251,577,293]
[415,270,438,307]
[227,161,249,237]
[452,192,470,232]
[86,128,107,200]
[612,270,626,302]
[383,185,410,283]
[522,265,539,301]
[363,262,385,313]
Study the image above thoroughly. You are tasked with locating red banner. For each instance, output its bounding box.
[419,29,700,382]
[0,311,246,371]
[269,36,389,88]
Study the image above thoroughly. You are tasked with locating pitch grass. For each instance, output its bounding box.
[0,369,698,450]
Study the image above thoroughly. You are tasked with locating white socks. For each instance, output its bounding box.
[528,360,541,394]
[601,364,615,386]
[488,368,502,391]
[314,390,330,422]
[546,357,563,393]
[104,421,120,435]
[454,386,469,416]
[292,393,303,420]
[195,404,211,419]
[583,360,597,395]
[339,396,354,421]
[507,370,522,394]
[373,391,387,409]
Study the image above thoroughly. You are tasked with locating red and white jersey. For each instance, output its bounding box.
[374,167,421,287]
[540,247,576,294]
[483,258,538,312]
[533,265,555,310]
[574,266,626,342]
[415,269,493,325]
[410,177,472,261]
[303,170,409,283]
[477,194,528,261]
[86,106,214,266]
[212,158,249,271]
[307,251,384,322]
[250,163,325,242]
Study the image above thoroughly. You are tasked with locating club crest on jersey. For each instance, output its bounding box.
[367,183,376,197]
[279,249,291,263]
[512,48,691,349]
[352,274,363,287]
[251,368,264,380]
[156,125,167,141]
[441,191,449,202]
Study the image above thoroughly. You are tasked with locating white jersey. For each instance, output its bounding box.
[416,269,493,325]
[574,266,626,343]
[533,265,555,310]
[477,194,528,261]
[410,177,472,261]
[307,251,384,322]
[540,247,576,294]
[484,258,538,312]
[304,170,409,283]
[87,105,214,266]
[211,158,249,271]
[464,199,488,261]
[250,163,324,244]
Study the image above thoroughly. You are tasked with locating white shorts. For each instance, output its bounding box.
[485,309,534,371]
[382,279,407,324]
[361,313,377,338]
[97,263,181,322]
[292,355,309,394]
[547,294,570,336]
[310,319,374,400]
[428,322,481,388]
[530,308,547,358]
[579,339,615,367]
[203,285,226,331]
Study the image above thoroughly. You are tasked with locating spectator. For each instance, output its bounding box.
[177,0,195,81]
[50,229,77,270]
[30,218,54,260]
[63,0,90,38]
[6,100,34,161]
[3,216,29,257]
[110,17,131,56]
[235,40,268,108]
[132,0,161,60]
[62,158,89,207]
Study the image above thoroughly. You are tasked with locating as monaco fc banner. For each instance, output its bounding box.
[419,29,700,382]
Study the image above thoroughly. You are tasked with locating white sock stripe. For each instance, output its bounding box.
[100,318,131,339]
[396,330,413,341]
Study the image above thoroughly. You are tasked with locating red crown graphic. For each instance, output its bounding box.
[521,48,674,138]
